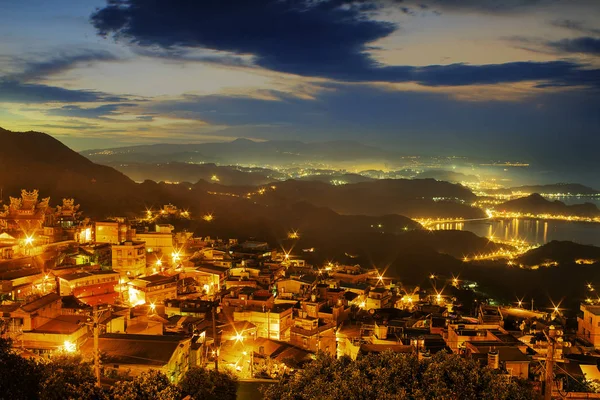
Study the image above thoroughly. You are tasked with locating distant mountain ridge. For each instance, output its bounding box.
[511,183,599,195]
[81,138,394,165]
[498,193,600,217]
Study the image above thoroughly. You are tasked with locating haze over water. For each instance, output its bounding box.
[435,219,600,247]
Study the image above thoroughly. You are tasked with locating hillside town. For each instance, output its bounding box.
[1,189,600,398]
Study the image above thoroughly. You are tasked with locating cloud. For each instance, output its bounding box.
[90,0,600,88]
[9,49,119,82]
[551,19,600,36]
[0,80,127,103]
[90,0,395,78]
[548,37,600,56]
[44,103,136,119]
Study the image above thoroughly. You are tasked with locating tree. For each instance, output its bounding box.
[0,336,43,400]
[178,367,237,400]
[38,354,107,400]
[111,370,181,400]
[261,351,536,400]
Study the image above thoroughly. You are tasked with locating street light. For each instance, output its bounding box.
[63,340,76,353]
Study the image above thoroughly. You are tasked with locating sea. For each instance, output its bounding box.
[434,196,600,247]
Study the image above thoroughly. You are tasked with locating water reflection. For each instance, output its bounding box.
[431,219,600,247]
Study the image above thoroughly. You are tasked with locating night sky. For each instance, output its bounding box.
[1,0,599,180]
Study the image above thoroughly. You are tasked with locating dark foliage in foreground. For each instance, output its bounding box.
[0,335,236,400]
[262,351,537,400]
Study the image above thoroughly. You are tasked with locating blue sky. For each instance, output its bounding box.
[0,0,599,178]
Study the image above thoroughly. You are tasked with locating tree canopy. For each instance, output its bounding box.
[179,367,237,400]
[262,351,537,400]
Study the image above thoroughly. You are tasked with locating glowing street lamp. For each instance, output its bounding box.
[63,340,76,353]
[24,235,34,245]
[171,250,181,264]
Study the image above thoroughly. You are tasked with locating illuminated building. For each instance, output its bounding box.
[135,224,175,258]
[95,220,133,244]
[365,287,392,310]
[80,334,192,382]
[290,317,337,356]
[1,293,88,352]
[183,263,229,294]
[446,324,510,353]
[52,198,81,229]
[0,189,50,234]
[578,304,600,348]
[111,240,147,277]
[57,270,119,306]
[127,274,178,305]
[233,304,294,340]
[0,232,17,259]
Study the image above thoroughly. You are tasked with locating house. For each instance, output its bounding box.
[446,324,509,353]
[290,317,336,356]
[222,287,274,310]
[135,224,174,258]
[164,299,213,318]
[57,270,119,306]
[578,304,600,347]
[0,267,44,300]
[233,304,294,341]
[111,241,147,277]
[127,274,178,305]
[276,277,314,298]
[366,287,392,310]
[2,293,88,352]
[81,334,191,382]
[95,220,132,244]
[184,264,229,294]
[465,342,530,379]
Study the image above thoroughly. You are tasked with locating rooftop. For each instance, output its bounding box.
[31,314,86,334]
[20,293,61,313]
[81,334,187,366]
[583,304,600,316]
[60,270,118,282]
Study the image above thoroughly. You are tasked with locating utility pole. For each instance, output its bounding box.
[212,303,219,371]
[92,305,101,387]
[543,325,570,400]
[544,335,555,400]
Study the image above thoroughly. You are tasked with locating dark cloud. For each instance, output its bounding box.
[0,80,126,103]
[90,0,395,78]
[409,61,600,88]
[91,0,600,88]
[551,19,600,36]
[10,49,119,82]
[45,103,136,119]
[548,37,600,56]
[417,0,549,14]
[131,46,253,67]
